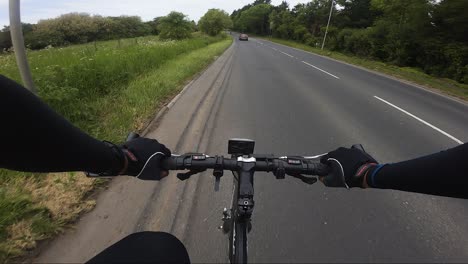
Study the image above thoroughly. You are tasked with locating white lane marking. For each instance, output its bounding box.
[280,51,294,58]
[272,47,278,51]
[374,96,463,145]
[302,61,340,79]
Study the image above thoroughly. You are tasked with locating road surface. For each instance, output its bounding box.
[37,36,468,263]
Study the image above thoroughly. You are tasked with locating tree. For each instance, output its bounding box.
[108,16,151,39]
[293,0,334,37]
[23,13,152,49]
[432,0,468,43]
[199,9,232,36]
[1,23,33,51]
[236,4,272,35]
[158,11,193,40]
[335,0,379,29]
[146,17,163,35]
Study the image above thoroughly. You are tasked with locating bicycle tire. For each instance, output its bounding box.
[229,171,248,264]
[228,171,238,263]
[232,220,248,263]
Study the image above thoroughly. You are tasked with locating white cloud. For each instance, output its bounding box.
[0,0,310,28]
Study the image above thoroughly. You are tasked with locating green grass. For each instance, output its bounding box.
[0,35,232,262]
[92,37,233,142]
[0,34,226,133]
[262,37,468,101]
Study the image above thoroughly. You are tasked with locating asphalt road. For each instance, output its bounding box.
[37,36,468,263]
[182,36,468,263]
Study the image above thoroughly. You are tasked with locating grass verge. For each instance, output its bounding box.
[0,37,232,263]
[262,37,468,101]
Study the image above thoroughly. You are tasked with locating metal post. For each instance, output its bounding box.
[321,0,334,50]
[9,0,36,93]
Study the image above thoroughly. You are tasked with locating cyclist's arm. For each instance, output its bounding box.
[0,74,121,173]
[368,143,468,199]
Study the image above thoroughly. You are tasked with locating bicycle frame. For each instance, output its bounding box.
[225,155,257,264]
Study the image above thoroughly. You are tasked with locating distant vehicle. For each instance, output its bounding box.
[239,34,248,41]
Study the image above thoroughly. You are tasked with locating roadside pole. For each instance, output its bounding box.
[321,0,334,50]
[9,0,36,93]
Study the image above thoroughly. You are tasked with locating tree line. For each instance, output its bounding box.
[0,9,232,51]
[231,0,468,83]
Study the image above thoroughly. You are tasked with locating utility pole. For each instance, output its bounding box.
[321,0,334,50]
[9,0,36,93]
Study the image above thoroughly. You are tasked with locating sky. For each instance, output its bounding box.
[0,0,311,28]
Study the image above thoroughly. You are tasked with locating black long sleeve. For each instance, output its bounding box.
[0,75,120,173]
[369,143,468,199]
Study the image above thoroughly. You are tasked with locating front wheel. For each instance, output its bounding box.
[230,219,248,263]
[228,171,248,263]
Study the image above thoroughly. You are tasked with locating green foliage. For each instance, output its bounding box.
[1,23,34,51]
[235,4,272,34]
[0,35,226,133]
[21,13,152,50]
[158,12,193,40]
[146,17,163,35]
[432,0,468,43]
[199,9,233,36]
[335,0,379,28]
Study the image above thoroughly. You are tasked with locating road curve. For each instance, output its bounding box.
[182,36,468,263]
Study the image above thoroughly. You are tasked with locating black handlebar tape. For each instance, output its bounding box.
[314,163,330,176]
[162,157,178,170]
[161,156,330,176]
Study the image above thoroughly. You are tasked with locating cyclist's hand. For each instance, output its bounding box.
[319,145,378,188]
[119,137,171,180]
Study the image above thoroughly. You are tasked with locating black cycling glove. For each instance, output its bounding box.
[320,145,378,188]
[87,137,171,180]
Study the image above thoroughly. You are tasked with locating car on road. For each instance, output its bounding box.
[239,34,248,41]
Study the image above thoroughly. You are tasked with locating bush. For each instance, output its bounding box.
[293,26,308,42]
[335,28,372,57]
[335,28,354,51]
[442,43,468,82]
[22,14,153,49]
[199,9,232,36]
[158,12,193,40]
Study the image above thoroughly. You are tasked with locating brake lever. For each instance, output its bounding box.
[176,169,206,181]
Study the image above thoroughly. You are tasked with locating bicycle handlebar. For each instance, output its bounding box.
[125,132,330,183]
[162,154,329,182]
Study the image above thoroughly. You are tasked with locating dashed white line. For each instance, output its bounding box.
[301,61,340,79]
[374,96,463,145]
[280,51,294,58]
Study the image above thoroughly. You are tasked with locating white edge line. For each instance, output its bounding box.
[262,39,468,108]
[302,61,340,79]
[280,51,294,58]
[374,96,463,145]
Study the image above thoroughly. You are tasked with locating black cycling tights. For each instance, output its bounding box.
[87,232,190,263]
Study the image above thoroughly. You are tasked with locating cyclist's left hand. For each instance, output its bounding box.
[120,137,171,180]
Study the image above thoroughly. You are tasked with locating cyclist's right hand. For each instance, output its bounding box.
[319,145,378,188]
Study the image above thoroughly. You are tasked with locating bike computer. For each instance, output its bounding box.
[228,138,255,155]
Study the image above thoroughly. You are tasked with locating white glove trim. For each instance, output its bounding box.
[136,152,166,179]
[327,158,350,189]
